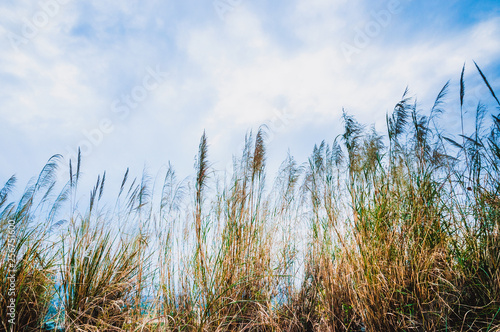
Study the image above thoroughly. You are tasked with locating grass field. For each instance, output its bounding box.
[1,63,500,331]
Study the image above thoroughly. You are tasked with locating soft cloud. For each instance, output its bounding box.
[0,0,499,191]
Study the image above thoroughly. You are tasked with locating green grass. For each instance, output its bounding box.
[1,63,500,331]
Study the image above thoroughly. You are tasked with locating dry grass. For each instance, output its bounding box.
[1,64,500,331]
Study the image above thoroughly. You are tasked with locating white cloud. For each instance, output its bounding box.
[0,0,499,188]
[183,6,500,130]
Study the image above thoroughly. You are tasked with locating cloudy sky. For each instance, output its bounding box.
[1,0,499,193]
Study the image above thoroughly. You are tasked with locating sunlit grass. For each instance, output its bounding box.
[1,63,499,331]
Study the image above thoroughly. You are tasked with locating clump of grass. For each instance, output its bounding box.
[275,63,500,331]
[187,127,279,331]
[59,154,145,332]
[60,220,143,332]
[0,156,61,332]
[0,220,56,332]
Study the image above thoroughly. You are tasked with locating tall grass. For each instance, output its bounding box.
[2,64,500,331]
[0,156,61,332]
[60,221,143,331]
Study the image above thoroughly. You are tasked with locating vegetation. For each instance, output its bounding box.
[1,63,500,331]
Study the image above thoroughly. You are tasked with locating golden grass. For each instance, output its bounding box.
[1,64,500,331]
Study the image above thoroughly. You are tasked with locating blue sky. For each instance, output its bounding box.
[1,0,499,194]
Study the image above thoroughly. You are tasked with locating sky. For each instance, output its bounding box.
[1,0,500,196]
